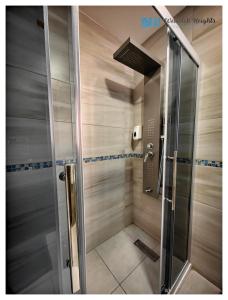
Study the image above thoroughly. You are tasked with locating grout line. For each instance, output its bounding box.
[119,256,147,286]
[193,200,222,212]
[192,22,222,43]
[82,122,133,130]
[110,284,126,294]
[94,248,120,286]
[120,285,127,294]
[94,236,146,294]
[6,63,47,78]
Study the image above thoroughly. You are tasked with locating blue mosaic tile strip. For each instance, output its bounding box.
[83,153,143,163]
[6,161,53,172]
[6,153,143,172]
[195,159,222,168]
[6,154,222,172]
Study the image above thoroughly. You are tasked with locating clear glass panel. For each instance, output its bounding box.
[161,32,181,292]
[161,32,198,292]
[171,47,198,286]
[6,6,60,293]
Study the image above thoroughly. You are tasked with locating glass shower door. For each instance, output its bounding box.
[161,31,198,293]
[6,6,85,294]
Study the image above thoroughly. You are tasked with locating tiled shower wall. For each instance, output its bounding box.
[134,6,222,289]
[79,11,136,252]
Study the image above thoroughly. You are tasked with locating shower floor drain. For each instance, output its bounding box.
[134,239,160,262]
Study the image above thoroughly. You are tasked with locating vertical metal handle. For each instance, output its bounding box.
[64,163,80,293]
[171,150,177,211]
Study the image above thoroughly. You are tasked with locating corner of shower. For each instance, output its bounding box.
[6,5,200,294]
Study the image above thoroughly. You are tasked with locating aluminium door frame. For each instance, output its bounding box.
[71,6,87,294]
[153,5,200,293]
[43,6,63,294]
[44,6,86,294]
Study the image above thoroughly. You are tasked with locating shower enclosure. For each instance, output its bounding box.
[161,29,198,294]
[6,5,199,294]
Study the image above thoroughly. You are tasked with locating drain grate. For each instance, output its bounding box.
[134,239,160,262]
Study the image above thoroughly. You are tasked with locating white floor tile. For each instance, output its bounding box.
[112,286,126,294]
[86,250,118,294]
[121,257,160,294]
[96,230,145,283]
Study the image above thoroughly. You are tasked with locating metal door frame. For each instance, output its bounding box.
[43,5,86,294]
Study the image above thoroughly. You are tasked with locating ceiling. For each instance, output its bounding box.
[80,6,185,44]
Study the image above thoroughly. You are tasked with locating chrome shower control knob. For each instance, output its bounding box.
[144,151,154,163]
[147,143,154,149]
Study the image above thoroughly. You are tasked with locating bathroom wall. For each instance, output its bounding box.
[188,6,222,290]
[79,11,136,252]
[134,6,222,289]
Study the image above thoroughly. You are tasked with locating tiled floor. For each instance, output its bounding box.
[86,224,160,294]
[177,269,221,294]
[85,223,221,294]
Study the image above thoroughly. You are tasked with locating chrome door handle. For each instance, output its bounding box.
[171,150,177,211]
[64,163,80,293]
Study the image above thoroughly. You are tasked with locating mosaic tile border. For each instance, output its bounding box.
[6,154,222,172]
[6,161,53,172]
[83,153,143,163]
[6,153,143,172]
[196,159,222,168]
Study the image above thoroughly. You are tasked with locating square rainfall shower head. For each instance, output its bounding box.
[113,37,161,76]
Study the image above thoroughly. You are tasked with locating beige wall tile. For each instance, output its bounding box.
[81,101,133,129]
[85,205,133,252]
[82,124,133,157]
[174,7,193,42]
[192,6,222,41]
[191,242,222,289]
[83,159,133,252]
[191,201,222,288]
[191,201,222,258]
[133,207,161,243]
[193,165,222,210]
[133,180,162,241]
[79,11,135,253]
[195,117,222,161]
[194,25,222,121]
[143,25,167,62]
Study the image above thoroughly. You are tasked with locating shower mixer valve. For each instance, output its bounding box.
[144,151,154,163]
